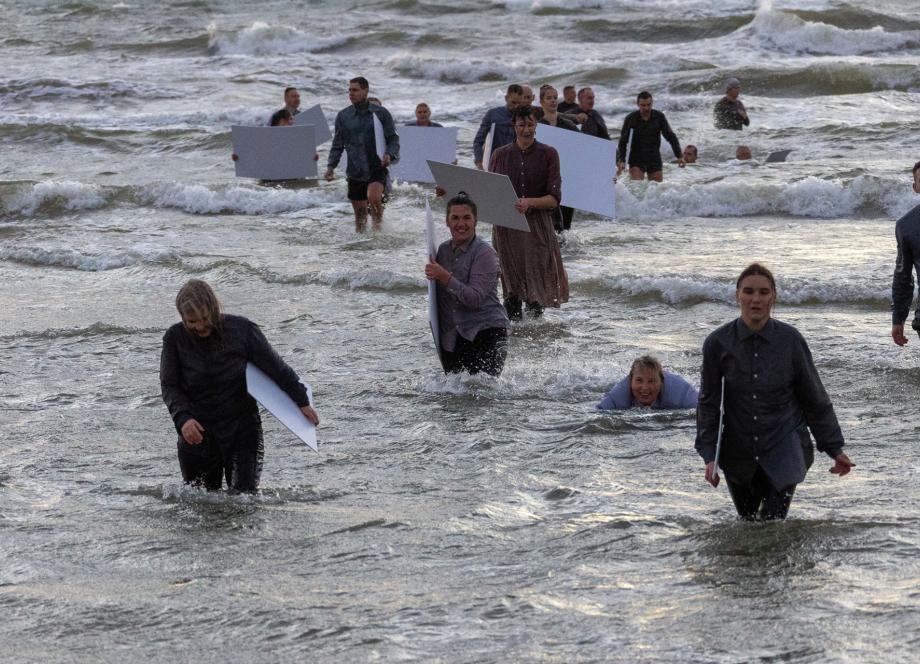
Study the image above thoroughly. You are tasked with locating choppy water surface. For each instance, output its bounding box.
[2,1,920,661]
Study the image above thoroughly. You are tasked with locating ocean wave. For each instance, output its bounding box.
[207,21,349,56]
[749,9,920,56]
[0,244,179,272]
[385,54,518,83]
[0,78,175,102]
[316,267,423,292]
[139,182,341,215]
[576,274,888,306]
[616,175,913,220]
[0,322,162,342]
[2,180,108,216]
[572,14,752,43]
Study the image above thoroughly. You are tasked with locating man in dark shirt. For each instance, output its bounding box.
[557,85,578,114]
[569,87,610,140]
[891,160,920,346]
[473,84,523,170]
[714,77,750,130]
[616,91,684,182]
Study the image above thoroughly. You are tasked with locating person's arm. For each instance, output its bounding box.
[695,335,722,464]
[596,377,631,410]
[159,328,194,435]
[245,321,311,408]
[595,111,611,141]
[473,109,493,166]
[662,373,699,409]
[659,112,682,160]
[791,333,844,458]
[382,109,400,165]
[326,113,344,176]
[738,101,750,126]
[616,115,631,164]
[892,220,914,344]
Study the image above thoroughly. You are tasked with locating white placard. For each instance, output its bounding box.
[427,161,529,232]
[245,362,317,452]
[373,113,386,160]
[536,123,616,218]
[391,126,459,183]
[232,125,318,180]
[425,198,444,368]
[482,123,495,171]
[293,104,332,145]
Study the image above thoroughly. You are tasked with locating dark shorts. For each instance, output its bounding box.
[347,166,389,202]
[442,327,508,377]
[629,158,664,174]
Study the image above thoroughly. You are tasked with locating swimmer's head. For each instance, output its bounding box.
[415,102,431,125]
[725,77,741,99]
[683,144,698,163]
[629,355,664,407]
[735,145,752,160]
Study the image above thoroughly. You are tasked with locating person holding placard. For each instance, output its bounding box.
[160,279,319,493]
[538,85,579,233]
[405,102,443,128]
[616,91,684,182]
[267,86,301,125]
[570,87,611,140]
[425,193,510,376]
[473,84,523,170]
[489,105,569,320]
[597,355,698,410]
[325,76,400,233]
[695,263,854,520]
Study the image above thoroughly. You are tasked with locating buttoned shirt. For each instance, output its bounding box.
[435,235,509,352]
[489,140,561,204]
[473,105,516,163]
[327,101,400,181]
[696,318,844,485]
[891,202,920,326]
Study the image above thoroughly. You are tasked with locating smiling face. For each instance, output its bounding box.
[181,306,214,338]
[446,203,477,245]
[630,367,663,407]
[736,274,775,331]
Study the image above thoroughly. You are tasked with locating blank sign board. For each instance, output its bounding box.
[425,198,445,369]
[293,104,332,145]
[232,125,318,180]
[245,362,317,452]
[535,124,616,218]
[391,126,459,183]
[427,161,529,232]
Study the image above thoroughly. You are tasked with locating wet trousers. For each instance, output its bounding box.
[442,328,508,377]
[726,465,796,521]
[177,426,265,492]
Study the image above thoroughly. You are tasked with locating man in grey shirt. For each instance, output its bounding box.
[891,160,920,346]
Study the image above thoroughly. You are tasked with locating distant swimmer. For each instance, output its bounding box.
[537,84,578,233]
[616,91,684,182]
[473,83,523,170]
[557,85,578,114]
[890,160,920,347]
[596,355,698,410]
[405,102,443,127]
[682,144,698,164]
[268,86,301,125]
[160,279,320,493]
[425,193,511,376]
[325,76,400,233]
[232,109,318,166]
[570,87,611,140]
[696,263,854,521]
[735,145,752,161]
[489,105,569,320]
[714,77,749,130]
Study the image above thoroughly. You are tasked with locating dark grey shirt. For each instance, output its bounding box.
[435,235,509,352]
[696,318,844,487]
[892,202,920,326]
[327,101,400,182]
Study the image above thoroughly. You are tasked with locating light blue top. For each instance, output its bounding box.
[596,371,699,410]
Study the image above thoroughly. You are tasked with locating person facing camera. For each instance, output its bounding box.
[596,355,698,410]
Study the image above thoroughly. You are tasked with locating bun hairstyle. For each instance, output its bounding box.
[735,262,776,294]
[446,191,478,219]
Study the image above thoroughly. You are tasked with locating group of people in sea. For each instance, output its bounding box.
[159,77,920,523]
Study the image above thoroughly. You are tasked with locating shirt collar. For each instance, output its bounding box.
[451,235,476,253]
[736,317,776,342]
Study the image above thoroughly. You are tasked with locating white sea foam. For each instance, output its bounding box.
[750,9,917,55]
[0,244,178,271]
[317,267,423,291]
[207,21,348,56]
[385,54,519,84]
[3,180,108,216]
[140,183,341,215]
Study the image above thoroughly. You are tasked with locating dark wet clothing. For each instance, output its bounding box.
[473,105,516,164]
[557,100,579,114]
[404,120,443,127]
[891,203,920,328]
[726,466,795,521]
[574,108,611,140]
[616,110,682,170]
[696,318,844,518]
[713,96,749,130]
[160,314,310,491]
[328,101,400,182]
[441,328,508,376]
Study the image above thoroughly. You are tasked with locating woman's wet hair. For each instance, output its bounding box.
[176,279,222,333]
[735,262,776,293]
[629,355,664,381]
[446,191,477,219]
[270,109,292,126]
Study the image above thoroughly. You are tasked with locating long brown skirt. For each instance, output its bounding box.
[492,209,569,307]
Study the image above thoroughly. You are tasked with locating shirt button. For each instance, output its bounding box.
[753,415,758,421]
[754,436,759,441]
[754,455,759,461]
[754,353,758,358]
[754,374,758,378]
[752,395,757,400]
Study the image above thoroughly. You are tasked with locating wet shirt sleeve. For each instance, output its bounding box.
[159,326,194,434]
[791,333,844,457]
[892,208,920,325]
[245,321,311,407]
[327,111,345,171]
[658,112,682,159]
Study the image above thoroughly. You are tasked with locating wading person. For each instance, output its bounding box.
[268,86,300,125]
[473,83,523,170]
[325,76,400,233]
[405,102,443,127]
[695,263,854,521]
[489,105,569,320]
[891,160,920,347]
[596,355,698,410]
[160,280,319,492]
[616,91,684,182]
[713,77,749,130]
[537,84,578,233]
[425,193,510,376]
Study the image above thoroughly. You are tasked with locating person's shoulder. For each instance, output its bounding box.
[704,319,737,345]
[222,313,255,332]
[492,142,513,157]
[652,109,668,119]
[431,121,444,127]
[470,234,498,256]
[896,202,920,228]
[536,141,559,158]
[163,322,185,341]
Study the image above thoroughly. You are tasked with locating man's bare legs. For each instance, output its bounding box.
[351,201,368,233]
[367,181,385,231]
[629,167,663,182]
